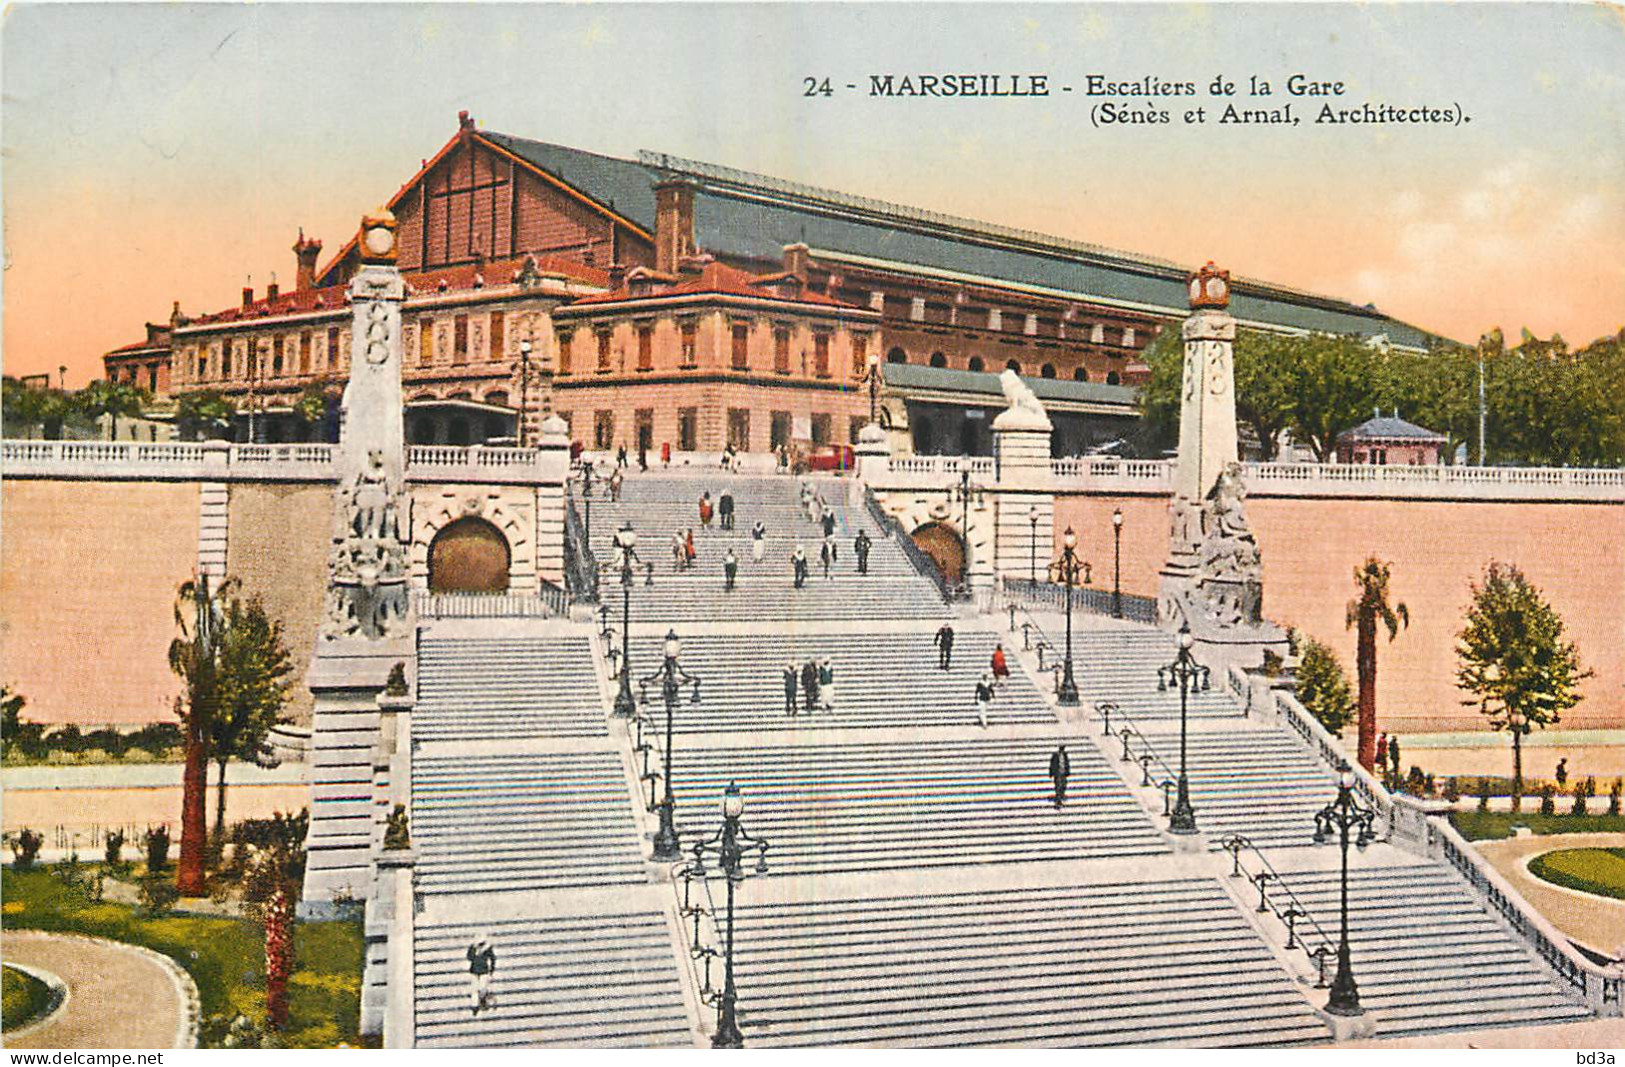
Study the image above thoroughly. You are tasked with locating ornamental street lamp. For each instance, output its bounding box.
[518,338,533,447]
[612,523,641,718]
[1052,527,1091,706]
[1157,623,1209,833]
[947,469,984,597]
[1028,505,1040,587]
[866,351,882,426]
[640,629,700,861]
[1313,760,1376,1017]
[1112,507,1124,618]
[691,781,769,1049]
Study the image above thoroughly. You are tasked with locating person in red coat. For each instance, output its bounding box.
[699,492,714,530]
[685,528,697,565]
[990,642,1010,687]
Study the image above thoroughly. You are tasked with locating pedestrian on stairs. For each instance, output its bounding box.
[802,659,821,713]
[822,509,836,539]
[662,441,671,468]
[724,548,738,591]
[935,623,956,671]
[638,445,649,472]
[784,662,799,717]
[1049,745,1072,807]
[580,460,595,497]
[819,538,833,580]
[719,489,736,531]
[974,673,994,728]
[854,529,872,575]
[608,467,623,502]
[699,491,714,530]
[685,528,698,568]
[672,532,686,572]
[467,935,496,1014]
[616,445,628,469]
[792,544,809,588]
[819,657,835,710]
[990,643,1010,687]
[722,442,738,471]
[751,521,767,563]
[1388,736,1401,782]
[1375,732,1388,776]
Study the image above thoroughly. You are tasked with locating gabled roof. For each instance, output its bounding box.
[561,260,865,311]
[1338,411,1447,441]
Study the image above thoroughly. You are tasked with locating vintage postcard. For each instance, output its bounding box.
[2,1,1622,1054]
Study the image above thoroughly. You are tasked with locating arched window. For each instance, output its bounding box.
[929,352,947,368]
[1073,367,1088,382]
[1040,363,1056,379]
[411,417,436,444]
[483,417,505,442]
[967,357,985,373]
[914,418,936,454]
[1006,359,1022,374]
[449,417,470,446]
[1106,371,1120,386]
[485,390,509,408]
[887,347,908,365]
[428,517,511,593]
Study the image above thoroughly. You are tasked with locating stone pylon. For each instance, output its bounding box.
[1159,262,1284,667]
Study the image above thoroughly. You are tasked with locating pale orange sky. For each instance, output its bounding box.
[4,3,1623,386]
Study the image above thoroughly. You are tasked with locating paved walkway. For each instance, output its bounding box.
[1474,832,1625,958]
[1,931,193,1048]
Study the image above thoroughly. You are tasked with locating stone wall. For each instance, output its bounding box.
[225,484,333,727]
[0,480,200,724]
[1055,491,1624,734]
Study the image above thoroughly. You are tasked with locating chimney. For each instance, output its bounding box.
[607,263,628,290]
[782,243,811,283]
[266,273,280,303]
[459,109,475,132]
[242,285,254,307]
[654,178,697,275]
[293,229,323,291]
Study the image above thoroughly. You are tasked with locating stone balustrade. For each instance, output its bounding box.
[2,439,562,485]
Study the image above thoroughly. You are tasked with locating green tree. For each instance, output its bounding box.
[169,576,234,894]
[1294,637,1354,737]
[209,597,294,837]
[240,811,308,1032]
[175,390,237,441]
[74,379,152,437]
[1346,558,1408,772]
[1287,334,1383,462]
[1456,563,1592,813]
[2,377,82,439]
[293,381,336,426]
[1,686,26,758]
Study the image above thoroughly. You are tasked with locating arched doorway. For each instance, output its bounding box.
[911,521,966,587]
[428,517,511,593]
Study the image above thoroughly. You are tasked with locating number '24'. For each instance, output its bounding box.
[803,77,833,97]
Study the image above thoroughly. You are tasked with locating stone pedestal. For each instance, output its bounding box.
[990,373,1054,594]
[854,422,890,506]
[534,415,572,585]
[1318,1007,1378,1041]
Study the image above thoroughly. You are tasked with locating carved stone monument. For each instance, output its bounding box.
[322,209,412,641]
[1159,262,1285,666]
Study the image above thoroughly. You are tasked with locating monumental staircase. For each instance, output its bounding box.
[362,468,1606,1047]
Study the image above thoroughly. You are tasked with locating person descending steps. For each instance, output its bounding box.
[792,543,809,588]
[1049,744,1072,807]
[751,520,767,563]
[467,935,497,1015]
[935,622,956,671]
[974,673,994,728]
[724,548,738,591]
[783,662,799,717]
[854,529,871,575]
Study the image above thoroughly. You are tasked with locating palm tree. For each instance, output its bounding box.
[75,379,152,438]
[1345,558,1408,773]
[168,576,237,895]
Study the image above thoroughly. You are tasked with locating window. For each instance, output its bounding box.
[1041,363,1056,379]
[929,352,947,368]
[198,354,209,379]
[411,417,436,444]
[849,416,867,444]
[811,412,831,445]
[327,327,340,370]
[300,332,312,375]
[682,321,699,367]
[851,333,868,377]
[489,313,505,360]
[454,315,469,362]
[597,331,612,372]
[1105,371,1120,385]
[637,325,653,371]
[1006,359,1022,374]
[770,411,792,451]
[814,333,830,378]
[220,342,231,379]
[887,347,907,365]
[147,364,159,391]
[272,337,284,376]
[678,407,698,452]
[635,409,654,452]
[557,331,573,374]
[419,319,434,364]
[773,327,790,374]
[594,410,615,450]
[731,323,749,369]
[485,391,509,408]
[1123,327,1136,347]
[1090,323,1105,344]
[967,356,985,373]
[1074,366,1088,382]
[449,417,470,447]
[727,408,751,451]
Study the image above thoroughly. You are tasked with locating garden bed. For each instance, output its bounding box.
[2,963,56,1030]
[1449,811,1625,841]
[1527,847,1625,901]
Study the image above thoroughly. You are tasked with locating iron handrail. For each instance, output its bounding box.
[1217,833,1337,978]
[998,574,1158,624]
[862,484,956,602]
[563,494,600,603]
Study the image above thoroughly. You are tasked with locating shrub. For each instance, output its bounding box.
[145,825,171,870]
[1572,783,1588,816]
[9,829,43,871]
[104,830,125,866]
[1443,777,1460,802]
[137,873,180,916]
[1294,638,1354,737]
[383,805,410,851]
[1477,785,1491,812]
[1405,765,1427,796]
[45,724,83,753]
[1539,784,1557,816]
[128,722,183,758]
[1609,779,1622,818]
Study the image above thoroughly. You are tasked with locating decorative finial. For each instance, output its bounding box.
[1187,261,1231,310]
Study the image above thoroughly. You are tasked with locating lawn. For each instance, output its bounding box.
[1447,810,1625,841]
[2,963,54,1030]
[1,866,362,1048]
[1528,848,1625,902]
